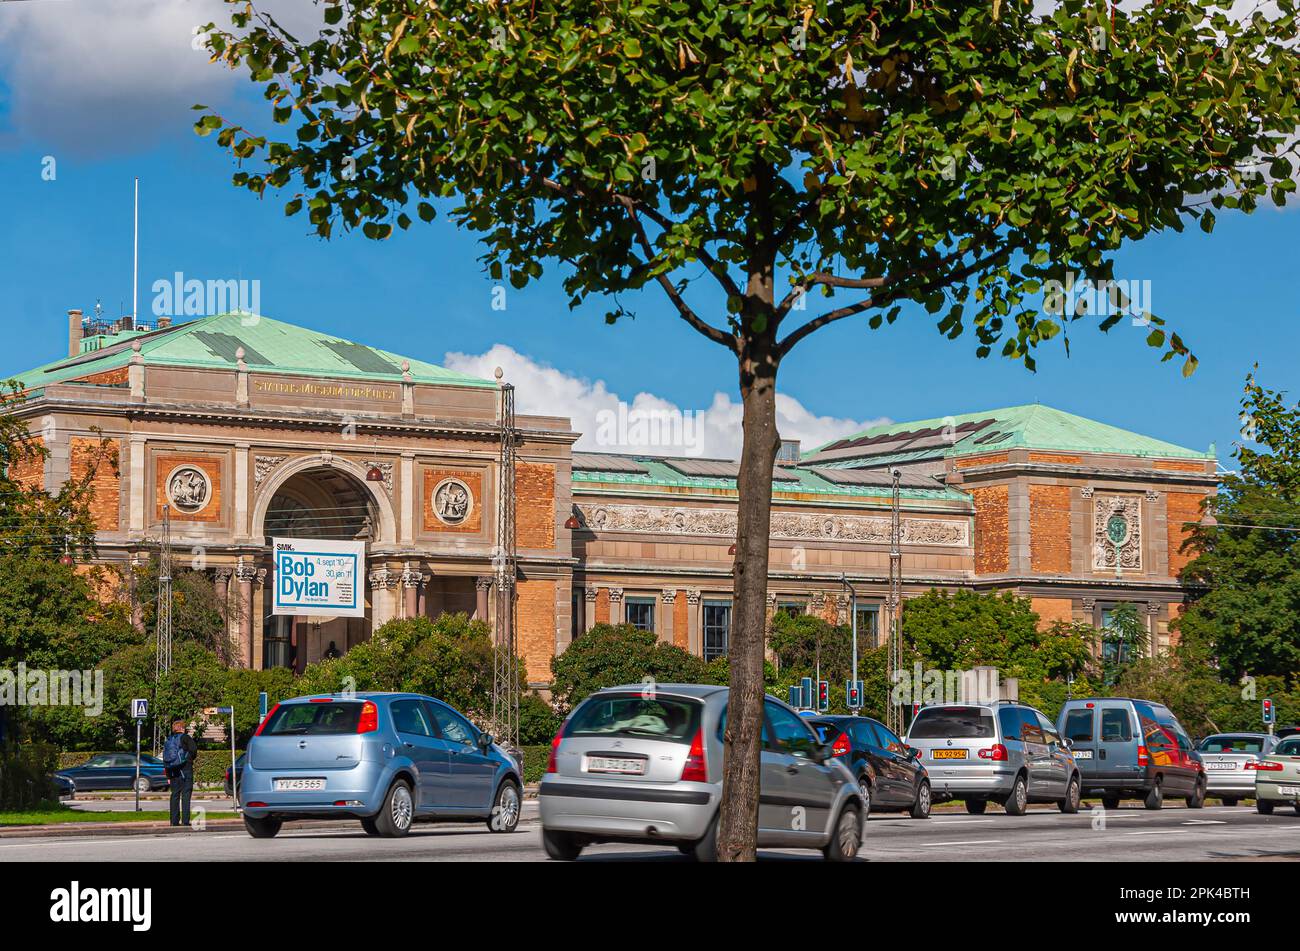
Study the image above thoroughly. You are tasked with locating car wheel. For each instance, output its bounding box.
[1102,795,1121,811]
[542,828,584,861]
[133,776,151,794]
[1257,799,1274,815]
[857,777,872,820]
[1293,803,1300,817]
[822,803,862,862]
[689,814,720,862]
[1059,774,1082,814]
[1004,774,1028,816]
[1222,798,1238,807]
[965,799,987,815]
[360,817,380,836]
[1186,778,1206,809]
[909,780,932,819]
[243,815,282,839]
[1143,779,1163,811]
[487,779,521,833]
[374,780,414,838]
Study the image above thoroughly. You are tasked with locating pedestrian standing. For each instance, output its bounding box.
[163,718,198,827]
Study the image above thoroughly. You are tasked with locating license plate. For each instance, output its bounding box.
[932,749,967,760]
[1278,785,1300,797]
[585,756,647,775]
[273,778,325,791]
[1206,762,1236,771]
[1072,750,1093,760]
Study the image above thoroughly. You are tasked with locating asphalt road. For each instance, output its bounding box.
[7,802,1300,862]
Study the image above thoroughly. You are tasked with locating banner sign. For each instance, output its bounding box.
[272,537,364,618]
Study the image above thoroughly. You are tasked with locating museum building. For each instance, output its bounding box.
[10,310,1219,686]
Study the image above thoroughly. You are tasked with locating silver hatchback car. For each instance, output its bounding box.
[538,684,865,861]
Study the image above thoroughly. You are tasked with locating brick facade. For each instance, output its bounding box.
[1031,596,1075,629]
[517,578,557,682]
[1166,491,1204,577]
[674,590,688,649]
[971,484,1010,574]
[71,436,121,532]
[515,461,555,549]
[1029,483,1071,574]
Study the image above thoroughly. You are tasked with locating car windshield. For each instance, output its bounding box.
[909,707,996,739]
[566,694,700,741]
[1198,735,1266,754]
[260,701,362,735]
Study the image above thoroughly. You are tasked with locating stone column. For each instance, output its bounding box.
[659,589,676,645]
[128,436,146,536]
[607,587,624,627]
[584,585,598,633]
[400,452,415,543]
[417,572,431,617]
[234,443,250,540]
[475,576,493,621]
[402,563,422,619]
[686,589,701,656]
[369,567,400,629]
[235,560,259,669]
[215,567,232,646]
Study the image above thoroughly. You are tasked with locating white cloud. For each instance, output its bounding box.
[443,344,889,460]
[0,0,321,154]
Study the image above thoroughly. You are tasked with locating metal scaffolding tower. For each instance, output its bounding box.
[152,505,173,753]
[886,469,904,735]
[491,380,520,749]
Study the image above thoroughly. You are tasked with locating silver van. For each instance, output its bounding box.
[905,701,1081,814]
[538,684,865,861]
[1057,698,1206,810]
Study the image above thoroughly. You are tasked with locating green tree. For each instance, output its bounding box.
[198,0,1300,858]
[1179,374,1300,683]
[1100,601,1147,686]
[132,555,240,665]
[549,624,709,712]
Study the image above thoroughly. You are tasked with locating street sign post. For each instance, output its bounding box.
[204,705,239,807]
[131,698,148,813]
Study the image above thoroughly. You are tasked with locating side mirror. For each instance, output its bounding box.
[476,732,494,751]
[810,742,833,764]
[1062,738,1073,751]
[906,746,921,761]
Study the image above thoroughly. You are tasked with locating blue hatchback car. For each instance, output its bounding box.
[240,693,523,839]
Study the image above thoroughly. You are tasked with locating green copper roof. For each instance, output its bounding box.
[808,403,1213,462]
[572,456,970,502]
[13,313,496,390]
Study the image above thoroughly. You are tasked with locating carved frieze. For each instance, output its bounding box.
[1091,494,1143,571]
[254,455,287,488]
[572,502,969,548]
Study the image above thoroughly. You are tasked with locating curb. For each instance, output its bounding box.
[0,818,354,839]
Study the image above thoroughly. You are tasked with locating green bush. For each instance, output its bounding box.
[550,623,709,712]
[56,749,243,788]
[0,740,58,810]
[519,745,550,784]
[518,692,561,745]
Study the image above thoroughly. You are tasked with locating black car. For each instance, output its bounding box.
[808,715,931,819]
[50,773,76,800]
[225,753,245,798]
[55,753,169,793]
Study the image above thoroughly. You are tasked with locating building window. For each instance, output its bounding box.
[625,596,656,632]
[777,601,805,619]
[703,600,731,661]
[854,606,880,647]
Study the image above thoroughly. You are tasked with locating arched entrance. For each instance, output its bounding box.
[254,460,390,671]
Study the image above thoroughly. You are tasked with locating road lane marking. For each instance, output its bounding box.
[921,839,1002,847]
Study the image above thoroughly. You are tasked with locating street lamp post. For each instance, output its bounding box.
[840,574,859,717]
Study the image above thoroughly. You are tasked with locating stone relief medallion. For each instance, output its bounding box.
[432,477,473,526]
[166,465,211,515]
[1092,495,1142,571]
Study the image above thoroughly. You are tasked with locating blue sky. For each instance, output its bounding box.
[1,0,1296,464]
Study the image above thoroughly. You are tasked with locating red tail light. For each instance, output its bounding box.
[357,700,378,734]
[546,729,563,774]
[680,729,708,782]
[254,703,280,736]
[1137,745,1150,767]
[979,744,1008,761]
[831,732,852,757]
[1251,761,1284,771]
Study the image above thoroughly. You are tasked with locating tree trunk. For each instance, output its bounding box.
[717,334,781,862]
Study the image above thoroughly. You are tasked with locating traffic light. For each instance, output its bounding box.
[817,680,829,712]
[846,680,863,710]
[788,685,801,709]
[799,676,813,711]
[1263,698,1276,725]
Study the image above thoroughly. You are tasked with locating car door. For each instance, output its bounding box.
[765,701,836,843]
[1036,711,1070,798]
[1060,706,1098,782]
[74,754,115,791]
[1018,709,1051,798]
[1097,703,1139,785]
[427,702,495,813]
[871,721,912,806]
[389,698,447,810]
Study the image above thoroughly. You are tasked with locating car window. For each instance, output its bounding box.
[998,707,1024,741]
[1063,709,1094,742]
[874,723,905,754]
[910,707,995,739]
[1019,709,1045,745]
[574,694,701,743]
[855,720,884,749]
[1199,735,1267,754]
[261,701,362,735]
[765,702,819,757]
[111,755,138,767]
[1100,707,1133,743]
[1276,738,1300,756]
[84,755,114,768]
[716,707,771,747]
[1134,704,1173,750]
[1037,712,1062,745]
[391,699,435,737]
[428,704,477,746]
